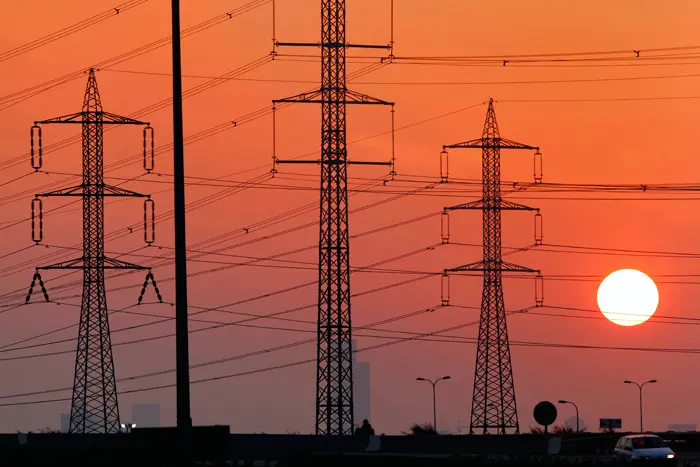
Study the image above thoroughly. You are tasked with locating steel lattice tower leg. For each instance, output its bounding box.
[317,0,353,436]
[272,0,393,436]
[471,102,516,434]
[69,72,119,434]
[26,70,160,434]
[443,99,540,435]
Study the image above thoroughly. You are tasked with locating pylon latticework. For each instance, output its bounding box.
[26,69,160,433]
[272,0,393,435]
[444,99,540,434]
[317,0,353,435]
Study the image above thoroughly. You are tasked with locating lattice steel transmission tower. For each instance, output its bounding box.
[442,99,542,435]
[272,1,394,435]
[26,69,161,434]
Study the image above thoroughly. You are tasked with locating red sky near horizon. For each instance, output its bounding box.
[0,0,699,434]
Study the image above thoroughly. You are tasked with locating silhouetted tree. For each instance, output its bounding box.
[529,425,574,435]
[552,425,575,435]
[37,427,61,433]
[404,423,437,435]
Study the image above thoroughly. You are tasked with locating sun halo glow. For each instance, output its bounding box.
[596,269,659,327]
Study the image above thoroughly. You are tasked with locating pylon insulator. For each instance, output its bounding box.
[441,273,450,306]
[533,151,543,183]
[144,198,155,245]
[390,104,396,177]
[535,274,544,307]
[441,211,450,244]
[534,212,543,245]
[143,126,154,172]
[440,149,449,182]
[30,125,42,171]
[31,197,42,244]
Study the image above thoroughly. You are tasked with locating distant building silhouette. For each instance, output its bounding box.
[668,424,696,432]
[564,415,587,432]
[353,340,371,423]
[60,413,70,433]
[132,403,161,428]
[327,340,371,426]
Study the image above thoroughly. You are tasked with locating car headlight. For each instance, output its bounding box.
[667,454,675,459]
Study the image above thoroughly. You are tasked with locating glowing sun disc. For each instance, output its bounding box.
[597,269,659,327]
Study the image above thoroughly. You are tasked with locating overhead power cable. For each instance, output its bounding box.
[1,239,444,358]
[0,0,149,64]
[0,0,272,111]
[8,303,700,407]
[101,68,700,87]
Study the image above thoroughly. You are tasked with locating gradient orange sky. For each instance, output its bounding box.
[1,0,700,434]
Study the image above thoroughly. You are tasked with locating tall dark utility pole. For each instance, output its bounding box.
[273,0,393,435]
[27,69,161,434]
[443,99,540,435]
[171,0,192,430]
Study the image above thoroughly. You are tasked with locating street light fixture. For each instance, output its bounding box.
[416,376,451,433]
[624,379,657,432]
[120,422,136,433]
[558,400,580,432]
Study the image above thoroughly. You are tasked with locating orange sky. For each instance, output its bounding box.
[1,0,700,434]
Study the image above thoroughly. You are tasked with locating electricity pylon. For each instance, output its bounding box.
[442,99,541,434]
[27,69,161,434]
[272,0,393,435]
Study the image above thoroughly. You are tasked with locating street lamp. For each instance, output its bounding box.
[624,379,657,432]
[120,422,136,433]
[416,376,451,433]
[558,400,580,432]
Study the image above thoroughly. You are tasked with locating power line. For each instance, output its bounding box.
[1,232,443,355]
[8,303,700,407]
[100,67,700,87]
[0,0,272,111]
[0,1,149,64]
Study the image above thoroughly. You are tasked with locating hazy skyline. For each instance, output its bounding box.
[0,1,699,434]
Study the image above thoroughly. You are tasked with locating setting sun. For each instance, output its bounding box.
[597,269,659,327]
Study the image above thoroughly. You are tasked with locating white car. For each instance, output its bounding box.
[614,434,676,462]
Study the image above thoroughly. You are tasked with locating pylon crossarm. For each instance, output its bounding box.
[499,199,538,211]
[38,184,84,197]
[500,260,539,273]
[102,257,148,270]
[446,260,538,274]
[445,199,485,211]
[276,40,390,50]
[348,160,392,166]
[38,257,146,270]
[276,159,321,165]
[276,41,323,48]
[39,257,84,269]
[100,111,147,125]
[103,184,148,197]
[445,199,537,211]
[444,137,538,151]
[35,112,88,124]
[276,159,391,166]
[274,89,393,105]
[345,89,394,106]
[35,111,147,126]
[346,43,391,50]
[38,184,147,197]
[273,89,323,104]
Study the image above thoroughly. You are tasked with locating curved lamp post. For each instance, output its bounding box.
[416,376,451,433]
[624,379,657,432]
[558,400,580,432]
